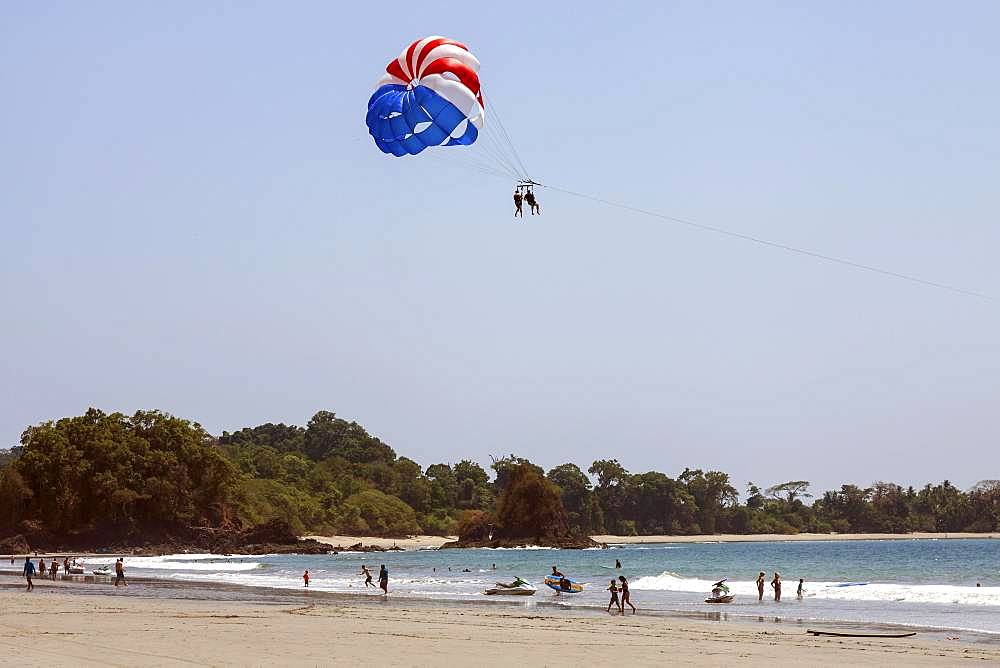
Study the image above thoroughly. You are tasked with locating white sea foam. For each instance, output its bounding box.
[123,554,261,572]
[630,571,1000,606]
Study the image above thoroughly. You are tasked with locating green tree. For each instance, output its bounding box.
[547,463,602,534]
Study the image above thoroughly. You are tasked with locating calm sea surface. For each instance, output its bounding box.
[101,539,1000,635]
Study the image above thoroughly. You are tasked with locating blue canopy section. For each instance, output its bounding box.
[366,84,478,157]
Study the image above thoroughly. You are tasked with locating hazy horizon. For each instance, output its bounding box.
[2,2,998,495]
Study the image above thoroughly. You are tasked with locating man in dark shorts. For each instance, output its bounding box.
[23,557,35,591]
[361,564,375,588]
[524,189,540,215]
[114,558,127,587]
[513,189,523,217]
[378,564,388,594]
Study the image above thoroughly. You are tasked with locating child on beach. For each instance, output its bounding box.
[302,570,310,587]
[361,565,375,588]
[607,579,619,613]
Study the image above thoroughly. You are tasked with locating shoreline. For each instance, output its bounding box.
[3,571,998,643]
[592,532,1000,545]
[1,584,997,666]
[7,532,995,559]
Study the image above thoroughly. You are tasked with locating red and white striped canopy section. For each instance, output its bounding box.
[376,36,485,130]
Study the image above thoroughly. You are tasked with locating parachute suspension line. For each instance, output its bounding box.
[534,182,993,301]
[475,137,520,179]
[478,120,524,180]
[423,150,513,180]
[483,95,531,182]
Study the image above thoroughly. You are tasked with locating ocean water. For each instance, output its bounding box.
[85,539,1000,636]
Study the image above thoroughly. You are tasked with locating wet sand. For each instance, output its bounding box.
[1,581,997,666]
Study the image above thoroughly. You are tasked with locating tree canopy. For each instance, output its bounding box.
[1,408,997,542]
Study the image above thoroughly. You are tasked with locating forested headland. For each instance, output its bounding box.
[1,408,998,551]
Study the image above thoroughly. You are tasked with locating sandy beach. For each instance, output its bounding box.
[592,532,1000,545]
[304,534,457,550]
[1,584,996,667]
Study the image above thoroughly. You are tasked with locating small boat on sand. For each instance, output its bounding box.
[68,566,85,575]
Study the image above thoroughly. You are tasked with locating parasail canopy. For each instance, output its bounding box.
[366,36,486,157]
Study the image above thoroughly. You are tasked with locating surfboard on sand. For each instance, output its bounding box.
[807,629,916,638]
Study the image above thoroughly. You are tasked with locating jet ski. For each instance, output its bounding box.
[485,577,536,596]
[705,579,734,603]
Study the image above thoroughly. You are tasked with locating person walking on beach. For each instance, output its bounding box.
[378,564,388,594]
[23,557,35,591]
[606,579,620,614]
[796,578,804,599]
[770,572,781,602]
[115,558,127,587]
[618,576,636,614]
[361,564,375,588]
[756,571,766,601]
[38,558,45,577]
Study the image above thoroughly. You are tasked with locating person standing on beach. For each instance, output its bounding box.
[63,557,70,575]
[771,572,781,601]
[51,559,59,579]
[618,576,636,614]
[606,579,620,614]
[303,570,310,587]
[23,557,35,591]
[361,565,375,588]
[797,578,804,599]
[38,558,45,577]
[115,558,127,587]
[378,565,388,594]
[756,571,766,601]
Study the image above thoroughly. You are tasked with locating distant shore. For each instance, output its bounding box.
[303,532,1000,551]
[593,531,1000,544]
[0,586,995,666]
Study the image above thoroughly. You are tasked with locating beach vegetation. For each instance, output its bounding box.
[1,408,998,544]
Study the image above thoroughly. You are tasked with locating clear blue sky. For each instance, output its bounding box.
[2,2,998,495]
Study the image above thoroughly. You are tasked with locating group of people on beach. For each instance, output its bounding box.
[302,564,389,594]
[19,555,127,591]
[755,571,804,602]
